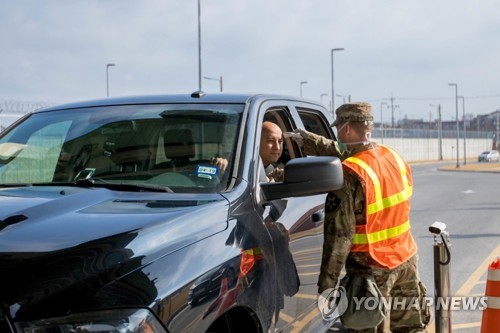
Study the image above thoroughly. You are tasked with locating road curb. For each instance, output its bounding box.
[438,164,500,173]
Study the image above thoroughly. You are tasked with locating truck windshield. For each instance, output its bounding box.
[0,103,244,193]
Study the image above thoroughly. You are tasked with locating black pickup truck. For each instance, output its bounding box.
[0,92,343,333]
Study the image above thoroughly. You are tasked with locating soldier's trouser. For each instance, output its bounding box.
[346,255,430,333]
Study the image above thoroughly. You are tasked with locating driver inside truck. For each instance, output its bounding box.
[211,121,285,182]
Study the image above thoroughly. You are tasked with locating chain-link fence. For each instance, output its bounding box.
[372,128,493,162]
[372,127,493,140]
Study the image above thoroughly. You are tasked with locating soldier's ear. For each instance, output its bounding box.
[345,124,351,136]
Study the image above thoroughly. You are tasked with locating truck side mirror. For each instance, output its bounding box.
[260,156,343,201]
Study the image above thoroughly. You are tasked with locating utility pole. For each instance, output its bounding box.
[389,94,397,128]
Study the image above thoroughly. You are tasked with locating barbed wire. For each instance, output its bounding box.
[0,100,55,114]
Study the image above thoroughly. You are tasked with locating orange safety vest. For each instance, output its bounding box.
[344,145,417,269]
[239,247,264,276]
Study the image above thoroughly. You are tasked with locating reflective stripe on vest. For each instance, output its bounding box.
[352,220,411,245]
[346,147,412,215]
[344,145,417,268]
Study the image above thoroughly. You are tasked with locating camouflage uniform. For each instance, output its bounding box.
[302,103,429,333]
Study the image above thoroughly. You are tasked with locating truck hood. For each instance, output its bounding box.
[0,186,229,253]
[0,186,230,315]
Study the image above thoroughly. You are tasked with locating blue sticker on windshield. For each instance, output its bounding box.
[196,165,218,178]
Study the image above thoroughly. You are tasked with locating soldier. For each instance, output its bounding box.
[293,103,430,332]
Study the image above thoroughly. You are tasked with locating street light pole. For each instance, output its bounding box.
[430,104,444,161]
[380,102,388,143]
[106,63,115,97]
[300,81,308,97]
[203,76,223,92]
[330,48,344,115]
[458,96,466,165]
[336,94,347,104]
[197,0,202,92]
[320,93,328,106]
[448,83,459,168]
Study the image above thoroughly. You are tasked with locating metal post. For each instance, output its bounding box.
[448,83,459,168]
[197,0,202,92]
[380,102,388,143]
[300,81,308,97]
[320,93,328,106]
[431,104,444,160]
[330,48,344,115]
[106,63,115,97]
[495,110,500,150]
[429,221,452,333]
[438,105,443,160]
[458,96,466,164]
[203,76,223,92]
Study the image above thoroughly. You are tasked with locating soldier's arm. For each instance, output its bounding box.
[300,131,348,160]
[317,175,356,293]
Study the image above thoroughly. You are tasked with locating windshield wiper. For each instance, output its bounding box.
[75,178,173,193]
[0,183,33,188]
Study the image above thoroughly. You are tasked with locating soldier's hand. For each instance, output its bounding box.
[317,272,338,294]
[290,128,309,147]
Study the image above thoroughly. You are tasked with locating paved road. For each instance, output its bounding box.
[410,161,500,332]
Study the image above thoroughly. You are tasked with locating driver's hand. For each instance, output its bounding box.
[210,156,228,171]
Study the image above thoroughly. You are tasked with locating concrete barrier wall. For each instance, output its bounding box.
[372,137,492,163]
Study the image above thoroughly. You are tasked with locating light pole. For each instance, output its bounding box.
[331,48,344,114]
[496,111,500,151]
[106,63,115,97]
[300,81,308,97]
[458,96,466,165]
[336,94,351,104]
[380,102,388,143]
[448,83,459,168]
[320,93,328,106]
[203,76,223,92]
[197,0,203,92]
[389,95,398,128]
[430,104,443,160]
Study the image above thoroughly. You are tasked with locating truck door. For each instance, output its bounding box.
[255,102,336,332]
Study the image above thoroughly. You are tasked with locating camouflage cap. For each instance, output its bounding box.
[331,102,373,126]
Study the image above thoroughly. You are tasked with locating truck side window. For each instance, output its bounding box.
[263,107,298,164]
[296,107,334,140]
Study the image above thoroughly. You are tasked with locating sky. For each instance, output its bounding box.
[1,0,500,124]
